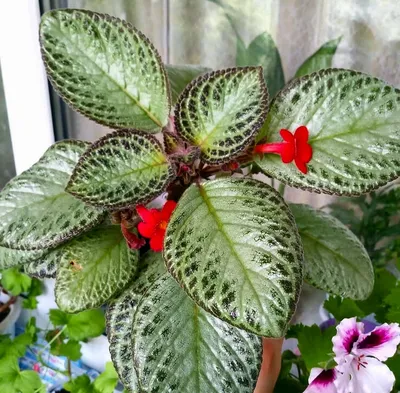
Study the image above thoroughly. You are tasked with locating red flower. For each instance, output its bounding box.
[136,200,177,252]
[254,126,313,174]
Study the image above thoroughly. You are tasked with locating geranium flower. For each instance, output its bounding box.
[136,200,177,252]
[304,318,400,393]
[254,125,312,174]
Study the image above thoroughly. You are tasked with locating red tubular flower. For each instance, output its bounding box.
[136,200,177,252]
[254,125,313,174]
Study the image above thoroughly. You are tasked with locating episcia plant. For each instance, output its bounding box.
[0,8,399,393]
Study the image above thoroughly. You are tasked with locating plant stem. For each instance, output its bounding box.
[37,325,67,357]
[67,358,72,379]
[278,182,286,196]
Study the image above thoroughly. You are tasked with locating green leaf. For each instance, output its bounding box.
[236,32,285,98]
[0,246,45,270]
[64,375,95,393]
[106,252,164,392]
[384,285,400,323]
[22,278,43,310]
[165,64,211,105]
[0,357,44,393]
[164,177,303,337]
[1,268,32,296]
[93,362,119,393]
[131,255,262,393]
[290,203,374,299]
[294,37,341,78]
[256,69,400,195]
[0,141,104,251]
[324,296,365,320]
[55,225,138,312]
[175,67,269,164]
[0,332,34,360]
[386,353,400,392]
[51,339,82,361]
[295,324,336,371]
[24,247,63,279]
[67,131,175,210]
[50,309,105,341]
[40,9,170,132]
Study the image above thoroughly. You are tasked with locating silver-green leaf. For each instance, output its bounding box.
[67,130,175,210]
[0,141,104,251]
[55,225,138,313]
[294,37,341,78]
[106,252,165,393]
[256,69,400,195]
[290,203,374,300]
[175,67,269,164]
[164,177,303,337]
[24,247,64,279]
[131,253,262,393]
[40,9,170,132]
[0,246,45,270]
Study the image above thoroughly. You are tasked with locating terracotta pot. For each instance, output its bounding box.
[254,338,284,393]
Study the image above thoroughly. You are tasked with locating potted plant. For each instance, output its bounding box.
[0,8,399,393]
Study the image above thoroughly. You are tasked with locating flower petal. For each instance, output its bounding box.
[294,125,309,143]
[304,368,337,393]
[160,200,177,221]
[149,228,166,252]
[336,357,396,393]
[298,142,313,163]
[280,129,295,143]
[333,318,363,363]
[355,323,400,361]
[138,222,156,238]
[136,205,159,225]
[280,143,295,163]
[294,157,308,174]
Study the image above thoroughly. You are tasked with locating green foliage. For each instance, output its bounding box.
[64,375,95,393]
[46,328,82,361]
[290,203,373,299]
[40,9,170,131]
[236,32,285,98]
[256,69,400,195]
[175,67,268,164]
[294,324,336,371]
[67,131,175,210]
[55,226,138,313]
[50,308,105,341]
[24,246,64,279]
[164,178,303,337]
[93,362,119,393]
[1,268,31,296]
[295,37,342,78]
[329,185,400,265]
[22,278,43,310]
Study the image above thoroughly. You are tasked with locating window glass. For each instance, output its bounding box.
[0,63,15,189]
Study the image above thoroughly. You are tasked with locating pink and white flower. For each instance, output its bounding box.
[303,318,400,393]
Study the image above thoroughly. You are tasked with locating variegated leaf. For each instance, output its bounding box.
[256,69,400,195]
[55,225,138,313]
[24,247,64,279]
[164,177,303,337]
[131,253,262,393]
[0,141,104,251]
[40,9,170,132]
[165,64,211,104]
[290,203,374,300]
[175,67,268,164]
[67,131,175,210]
[106,252,165,393]
[0,246,45,270]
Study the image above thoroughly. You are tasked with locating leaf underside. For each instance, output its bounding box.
[164,177,303,337]
[55,225,138,313]
[0,141,104,251]
[67,130,175,210]
[175,67,269,164]
[290,204,374,300]
[40,9,170,131]
[256,68,400,195]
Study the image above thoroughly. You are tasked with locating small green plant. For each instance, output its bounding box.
[0,8,399,393]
